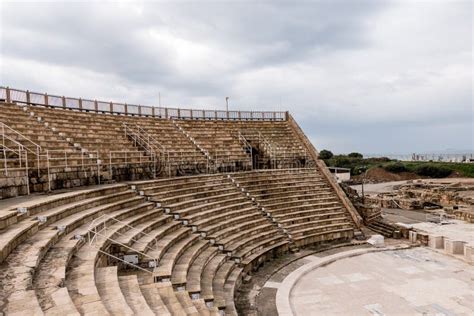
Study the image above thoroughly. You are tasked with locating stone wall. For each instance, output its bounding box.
[0,170,29,199]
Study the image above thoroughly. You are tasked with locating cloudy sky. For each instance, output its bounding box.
[0,0,472,155]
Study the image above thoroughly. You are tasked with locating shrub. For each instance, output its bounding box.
[383,162,408,173]
[319,149,333,160]
[348,152,363,158]
[414,164,452,178]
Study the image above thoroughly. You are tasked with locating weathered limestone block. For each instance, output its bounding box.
[428,235,444,249]
[463,245,474,263]
[445,239,466,255]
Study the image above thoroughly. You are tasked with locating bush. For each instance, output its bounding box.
[348,152,363,158]
[414,164,452,178]
[319,149,333,160]
[383,162,408,173]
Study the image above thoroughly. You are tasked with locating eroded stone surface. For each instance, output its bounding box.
[290,247,474,315]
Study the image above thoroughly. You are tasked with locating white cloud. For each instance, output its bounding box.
[0,0,471,154]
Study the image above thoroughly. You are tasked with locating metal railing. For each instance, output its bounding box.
[1,122,41,171]
[240,130,277,168]
[108,150,155,174]
[236,131,253,169]
[172,120,212,172]
[258,132,276,167]
[44,149,99,169]
[0,127,31,193]
[122,123,171,176]
[87,214,158,274]
[45,149,101,191]
[1,86,288,121]
[212,148,252,169]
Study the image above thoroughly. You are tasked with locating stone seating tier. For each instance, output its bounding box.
[1,100,357,315]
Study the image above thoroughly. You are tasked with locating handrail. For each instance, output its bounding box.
[122,123,171,176]
[258,131,276,167]
[239,129,277,168]
[1,129,26,154]
[0,142,29,193]
[45,149,98,168]
[88,213,160,253]
[87,214,158,273]
[123,123,160,155]
[0,122,41,156]
[1,86,288,121]
[236,131,253,169]
[1,143,23,157]
[1,145,25,171]
[135,125,167,154]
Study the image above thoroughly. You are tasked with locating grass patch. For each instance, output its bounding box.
[324,156,474,178]
[395,161,474,178]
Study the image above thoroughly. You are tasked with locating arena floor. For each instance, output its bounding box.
[289,247,474,315]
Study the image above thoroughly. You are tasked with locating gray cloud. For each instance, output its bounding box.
[0,0,472,154]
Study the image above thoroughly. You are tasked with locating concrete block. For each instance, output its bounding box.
[451,241,466,255]
[428,235,444,249]
[443,238,451,253]
[463,245,474,263]
[367,234,384,247]
[445,239,466,255]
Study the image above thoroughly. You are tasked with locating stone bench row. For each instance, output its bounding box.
[1,186,154,314]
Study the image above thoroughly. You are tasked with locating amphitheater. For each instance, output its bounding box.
[0,87,472,316]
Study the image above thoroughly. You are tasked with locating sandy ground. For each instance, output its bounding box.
[350,180,409,195]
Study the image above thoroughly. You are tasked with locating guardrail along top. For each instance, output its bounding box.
[0,86,288,121]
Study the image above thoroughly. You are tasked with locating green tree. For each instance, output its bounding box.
[348,152,363,159]
[319,149,333,160]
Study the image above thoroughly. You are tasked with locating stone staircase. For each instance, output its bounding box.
[366,219,396,237]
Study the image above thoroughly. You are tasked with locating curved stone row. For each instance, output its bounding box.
[0,169,355,315]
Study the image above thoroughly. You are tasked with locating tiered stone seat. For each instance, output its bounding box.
[138,282,172,315]
[132,173,287,314]
[28,106,147,164]
[152,281,188,315]
[65,201,163,314]
[193,120,309,167]
[0,91,362,316]
[1,99,321,200]
[231,169,355,247]
[0,103,76,154]
[0,184,144,314]
[0,103,110,195]
[0,167,357,315]
[96,266,134,315]
[0,103,87,174]
[126,116,209,169]
[34,239,83,315]
[118,275,155,315]
[177,120,251,169]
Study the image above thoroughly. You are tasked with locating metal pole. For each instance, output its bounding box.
[19,145,22,169]
[109,153,112,178]
[97,154,101,185]
[25,150,30,195]
[2,124,6,175]
[47,150,51,192]
[37,147,40,174]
